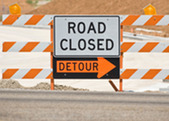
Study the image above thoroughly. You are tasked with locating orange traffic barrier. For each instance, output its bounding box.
[3,69,52,79]
[2,14,169,92]
[57,57,116,78]
[120,69,169,79]
[3,15,169,26]
[3,42,169,53]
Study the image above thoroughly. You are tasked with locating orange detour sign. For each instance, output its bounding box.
[53,58,119,79]
[57,57,116,78]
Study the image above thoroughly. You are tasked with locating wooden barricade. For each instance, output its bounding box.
[2,14,169,91]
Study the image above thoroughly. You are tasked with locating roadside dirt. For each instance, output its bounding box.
[0,79,89,91]
[29,0,169,37]
[30,0,169,15]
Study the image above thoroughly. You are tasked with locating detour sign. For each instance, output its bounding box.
[57,57,116,78]
[53,57,119,79]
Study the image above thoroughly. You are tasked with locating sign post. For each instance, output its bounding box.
[50,21,54,90]
[53,15,120,79]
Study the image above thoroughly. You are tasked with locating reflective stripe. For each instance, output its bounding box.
[119,15,128,23]
[121,42,169,52]
[2,15,8,21]
[151,43,169,52]
[3,42,52,52]
[153,70,169,79]
[2,69,52,79]
[36,15,54,25]
[34,69,52,79]
[129,69,149,79]
[2,69,6,73]
[132,15,152,25]
[32,42,51,52]
[13,15,33,25]
[8,42,27,52]
[156,16,169,25]
[120,69,169,79]
[127,42,146,52]
[11,69,30,79]
[3,15,169,25]
[3,42,169,53]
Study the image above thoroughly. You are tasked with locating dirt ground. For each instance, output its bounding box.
[29,0,169,37]
[30,0,169,15]
[0,79,89,91]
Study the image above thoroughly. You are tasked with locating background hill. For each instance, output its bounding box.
[29,0,169,37]
[29,0,169,15]
[1,0,169,37]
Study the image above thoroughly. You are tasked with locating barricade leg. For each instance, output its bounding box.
[120,25,123,92]
[50,24,54,90]
[109,80,118,91]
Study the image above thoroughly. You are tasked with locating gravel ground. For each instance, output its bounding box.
[0,79,89,91]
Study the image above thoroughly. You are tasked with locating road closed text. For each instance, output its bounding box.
[60,22,114,51]
[60,38,114,51]
[54,16,120,57]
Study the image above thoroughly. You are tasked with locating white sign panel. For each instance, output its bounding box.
[54,15,120,58]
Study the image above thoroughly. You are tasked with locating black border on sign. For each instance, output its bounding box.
[53,15,120,58]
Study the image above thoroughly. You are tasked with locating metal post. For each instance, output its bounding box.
[50,23,54,90]
[120,25,123,92]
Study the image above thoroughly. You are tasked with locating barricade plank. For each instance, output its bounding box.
[2,15,169,26]
[3,42,52,52]
[121,42,169,52]
[120,69,169,79]
[2,69,53,79]
[3,42,169,53]
[2,68,169,79]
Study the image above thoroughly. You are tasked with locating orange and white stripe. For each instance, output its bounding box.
[3,42,52,52]
[120,15,169,25]
[2,14,54,25]
[120,69,169,79]
[2,69,52,79]
[3,41,169,53]
[121,42,169,53]
[2,14,169,26]
[3,68,169,79]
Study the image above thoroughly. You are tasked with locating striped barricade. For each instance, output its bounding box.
[3,42,52,52]
[2,15,54,25]
[3,41,169,53]
[2,69,53,79]
[121,42,169,53]
[2,15,169,26]
[2,14,169,91]
[120,69,169,80]
[2,68,169,80]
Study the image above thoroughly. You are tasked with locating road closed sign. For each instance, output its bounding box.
[53,15,120,79]
[54,15,120,58]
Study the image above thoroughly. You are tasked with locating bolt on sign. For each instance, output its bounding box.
[53,15,120,79]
